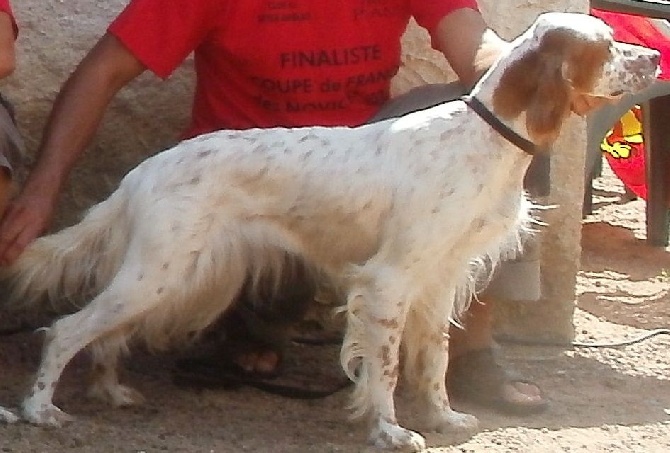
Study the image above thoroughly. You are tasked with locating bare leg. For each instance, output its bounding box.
[447,299,546,413]
[449,300,495,359]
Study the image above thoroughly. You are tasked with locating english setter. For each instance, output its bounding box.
[0,12,659,451]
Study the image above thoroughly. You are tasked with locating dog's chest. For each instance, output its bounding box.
[405,149,530,266]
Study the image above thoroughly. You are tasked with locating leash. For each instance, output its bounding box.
[571,328,670,348]
[499,328,670,348]
[461,95,540,156]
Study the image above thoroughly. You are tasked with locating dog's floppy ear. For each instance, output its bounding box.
[492,29,572,145]
[492,28,609,145]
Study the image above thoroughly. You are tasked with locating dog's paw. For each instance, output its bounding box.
[0,406,19,423]
[369,419,426,451]
[87,382,145,407]
[22,399,74,427]
[425,408,478,434]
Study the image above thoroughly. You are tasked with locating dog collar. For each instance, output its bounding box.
[461,95,539,156]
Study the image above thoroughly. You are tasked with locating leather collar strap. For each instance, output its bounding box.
[461,95,539,156]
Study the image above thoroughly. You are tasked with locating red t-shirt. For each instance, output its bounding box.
[0,0,18,37]
[109,0,477,138]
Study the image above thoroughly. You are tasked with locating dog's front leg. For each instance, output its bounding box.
[404,307,478,433]
[341,266,426,451]
[403,293,478,435]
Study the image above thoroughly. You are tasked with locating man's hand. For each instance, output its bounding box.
[0,190,56,265]
[0,34,147,267]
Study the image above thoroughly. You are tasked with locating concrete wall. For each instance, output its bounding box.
[6,0,588,343]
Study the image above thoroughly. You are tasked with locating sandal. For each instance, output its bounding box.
[447,348,549,415]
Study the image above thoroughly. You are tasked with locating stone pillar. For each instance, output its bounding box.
[393,0,590,344]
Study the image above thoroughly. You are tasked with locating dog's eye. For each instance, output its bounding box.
[610,89,624,97]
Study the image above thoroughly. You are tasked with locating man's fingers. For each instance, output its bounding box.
[0,201,49,266]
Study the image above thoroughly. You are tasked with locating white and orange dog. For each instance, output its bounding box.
[0,12,659,451]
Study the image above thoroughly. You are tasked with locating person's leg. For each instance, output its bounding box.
[447,298,545,413]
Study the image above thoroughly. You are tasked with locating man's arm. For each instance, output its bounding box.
[432,8,608,115]
[0,33,146,265]
[0,12,16,79]
[431,8,508,88]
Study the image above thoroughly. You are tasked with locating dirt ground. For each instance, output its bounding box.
[0,160,668,452]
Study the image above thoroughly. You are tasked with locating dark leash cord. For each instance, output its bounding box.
[556,328,669,348]
[2,325,668,347]
[496,328,670,348]
[2,325,669,400]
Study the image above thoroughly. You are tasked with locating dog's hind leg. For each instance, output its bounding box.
[21,290,144,425]
[402,295,478,435]
[20,263,201,426]
[87,335,145,407]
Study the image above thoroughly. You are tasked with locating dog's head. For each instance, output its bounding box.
[491,12,660,145]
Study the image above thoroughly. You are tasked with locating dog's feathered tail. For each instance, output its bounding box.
[1,189,129,312]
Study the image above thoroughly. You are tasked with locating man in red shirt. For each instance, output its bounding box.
[0,0,603,414]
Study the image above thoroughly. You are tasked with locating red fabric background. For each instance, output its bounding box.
[591,9,669,201]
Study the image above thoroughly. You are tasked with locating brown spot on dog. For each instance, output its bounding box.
[375,317,400,329]
[416,350,426,374]
[380,345,391,368]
